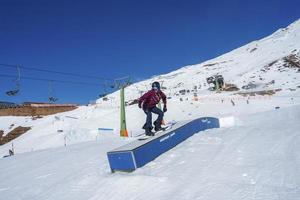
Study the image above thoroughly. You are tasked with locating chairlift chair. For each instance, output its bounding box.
[6,88,20,96]
[99,93,107,98]
[49,96,58,102]
[6,90,19,96]
[6,65,21,96]
[6,82,20,96]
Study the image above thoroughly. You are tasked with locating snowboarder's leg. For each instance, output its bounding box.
[152,107,164,131]
[143,108,153,135]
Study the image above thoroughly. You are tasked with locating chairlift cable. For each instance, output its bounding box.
[0,73,104,86]
[0,63,114,81]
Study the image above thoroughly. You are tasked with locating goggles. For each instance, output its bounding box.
[153,86,159,91]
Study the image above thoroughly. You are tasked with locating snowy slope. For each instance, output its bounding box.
[1,19,300,156]
[0,18,300,200]
[0,104,299,200]
[105,19,300,103]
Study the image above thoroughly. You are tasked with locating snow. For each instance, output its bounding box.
[0,19,300,200]
[219,116,235,128]
[0,104,299,200]
[0,116,33,136]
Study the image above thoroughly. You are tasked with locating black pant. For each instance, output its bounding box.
[143,106,164,130]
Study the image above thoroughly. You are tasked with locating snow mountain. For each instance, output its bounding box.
[101,18,300,104]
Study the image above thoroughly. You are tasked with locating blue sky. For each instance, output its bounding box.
[0,0,299,104]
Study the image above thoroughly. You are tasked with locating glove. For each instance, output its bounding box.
[163,105,167,112]
[138,103,142,109]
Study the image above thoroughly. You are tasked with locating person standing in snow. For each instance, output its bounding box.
[138,81,167,136]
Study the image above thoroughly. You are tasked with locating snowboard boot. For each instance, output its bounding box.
[154,126,163,132]
[145,128,154,136]
[154,124,163,132]
[154,120,162,132]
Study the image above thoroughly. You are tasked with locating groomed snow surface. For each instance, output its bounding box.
[1,19,300,199]
[0,102,299,200]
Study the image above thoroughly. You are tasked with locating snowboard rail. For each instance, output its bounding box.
[107,117,220,172]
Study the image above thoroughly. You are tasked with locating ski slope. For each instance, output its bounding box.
[0,19,300,200]
[0,91,298,157]
[0,105,299,200]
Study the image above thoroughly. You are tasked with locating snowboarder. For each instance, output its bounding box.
[138,81,167,136]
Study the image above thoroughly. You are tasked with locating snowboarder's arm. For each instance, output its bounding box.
[160,91,167,106]
[160,91,167,112]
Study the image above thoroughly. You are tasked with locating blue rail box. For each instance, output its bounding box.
[107,117,220,172]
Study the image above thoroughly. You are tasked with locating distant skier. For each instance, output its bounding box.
[138,81,167,136]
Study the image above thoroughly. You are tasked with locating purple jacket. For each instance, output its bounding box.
[138,89,167,109]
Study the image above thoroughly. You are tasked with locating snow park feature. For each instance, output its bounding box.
[107,117,221,172]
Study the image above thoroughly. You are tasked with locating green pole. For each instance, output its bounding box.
[120,87,128,137]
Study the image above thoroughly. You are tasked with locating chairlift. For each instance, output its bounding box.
[6,65,21,96]
[206,75,224,91]
[109,80,117,88]
[48,81,58,102]
[108,76,131,89]
[49,97,58,102]
[6,83,20,96]
[49,96,58,102]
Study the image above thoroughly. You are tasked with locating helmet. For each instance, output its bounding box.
[151,81,160,90]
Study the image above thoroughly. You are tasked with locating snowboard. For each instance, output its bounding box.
[137,125,173,141]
